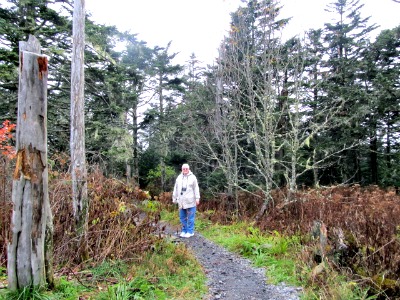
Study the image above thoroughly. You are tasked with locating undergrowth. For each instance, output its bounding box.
[0,239,207,300]
[1,160,399,299]
[160,185,398,300]
[0,169,207,300]
[93,240,207,300]
[1,286,51,300]
[191,211,379,300]
[196,218,301,286]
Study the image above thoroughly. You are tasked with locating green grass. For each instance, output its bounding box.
[160,209,178,224]
[0,238,207,300]
[198,220,301,286]
[91,259,129,281]
[45,277,84,300]
[1,207,375,300]
[192,212,375,300]
[92,239,207,299]
[0,285,51,300]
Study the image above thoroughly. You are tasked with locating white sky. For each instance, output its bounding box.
[85,0,400,66]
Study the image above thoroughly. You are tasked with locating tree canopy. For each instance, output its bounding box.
[0,0,399,196]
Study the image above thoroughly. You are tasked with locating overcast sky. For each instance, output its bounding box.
[85,0,400,66]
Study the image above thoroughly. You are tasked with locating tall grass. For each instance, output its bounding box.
[94,239,207,300]
[1,285,50,300]
[199,220,301,286]
[0,238,207,300]
[195,214,374,300]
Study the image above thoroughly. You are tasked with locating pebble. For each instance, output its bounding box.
[167,228,302,300]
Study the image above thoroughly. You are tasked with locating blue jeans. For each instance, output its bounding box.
[179,206,196,234]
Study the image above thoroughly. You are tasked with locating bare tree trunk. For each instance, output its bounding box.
[158,74,167,192]
[132,108,139,187]
[126,162,131,183]
[44,198,54,288]
[71,0,88,262]
[8,35,53,290]
[313,149,319,188]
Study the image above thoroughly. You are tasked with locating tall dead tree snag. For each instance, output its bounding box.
[8,35,54,290]
[71,0,88,261]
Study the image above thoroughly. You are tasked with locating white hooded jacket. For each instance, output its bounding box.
[172,171,200,209]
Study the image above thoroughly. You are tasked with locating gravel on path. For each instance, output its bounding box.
[165,226,302,300]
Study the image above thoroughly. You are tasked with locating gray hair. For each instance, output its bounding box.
[182,163,190,169]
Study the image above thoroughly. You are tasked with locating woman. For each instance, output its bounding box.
[172,163,200,238]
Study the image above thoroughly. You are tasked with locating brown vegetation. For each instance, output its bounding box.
[0,158,13,267]
[1,163,161,272]
[1,156,399,297]
[192,186,400,298]
[51,168,161,267]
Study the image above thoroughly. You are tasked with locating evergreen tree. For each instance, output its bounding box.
[0,0,72,125]
[141,42,184,192]
[84,28,151,179]
[361,26,400,186]
[321,0,378,184]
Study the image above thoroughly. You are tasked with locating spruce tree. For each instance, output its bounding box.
[321,0,378,184]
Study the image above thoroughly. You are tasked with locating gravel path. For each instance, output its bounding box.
[165,226,302,300]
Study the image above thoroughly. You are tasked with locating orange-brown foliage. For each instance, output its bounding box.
[1,167,161,269]
[0,157,14,266]
[200,185,400,293]
[0,120,16,160]
[259,186,400,278]
[51,169,160,267]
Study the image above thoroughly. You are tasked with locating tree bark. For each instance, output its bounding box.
[369,125,378,185]
[158,73,167,192]
[71,0,88,262]
[8,35,53,290]
[132,108,139,187]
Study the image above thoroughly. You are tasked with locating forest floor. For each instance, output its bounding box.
[164,223,302,300]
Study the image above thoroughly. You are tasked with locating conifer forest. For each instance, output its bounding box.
[0,0,399,299]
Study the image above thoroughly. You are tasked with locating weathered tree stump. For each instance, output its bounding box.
[7,35,53,290]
